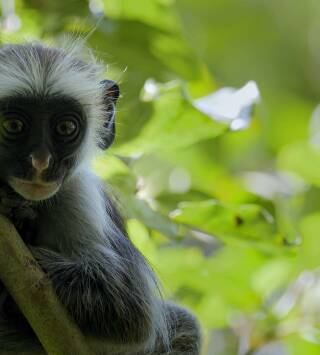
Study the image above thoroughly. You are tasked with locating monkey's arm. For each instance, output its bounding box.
[0,184,37,244]
[31,239,158,346]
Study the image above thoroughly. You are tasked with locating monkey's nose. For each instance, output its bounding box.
[30,153,51,172]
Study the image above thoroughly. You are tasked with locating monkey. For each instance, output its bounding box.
[0,43,201,355]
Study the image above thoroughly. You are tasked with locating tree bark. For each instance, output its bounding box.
[0,215,93,355]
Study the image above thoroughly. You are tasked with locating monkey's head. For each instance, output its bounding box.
[0,43,119,201]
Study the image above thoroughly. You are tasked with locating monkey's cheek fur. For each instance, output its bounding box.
[8,178,61,201]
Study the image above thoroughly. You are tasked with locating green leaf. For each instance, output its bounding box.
[171,200,277,243]
[103,0,179,32]
[299,213,320,269]
[285,335,320,355]
[114,86,227,154]
[125,195,185,239]
[278,142,320,186]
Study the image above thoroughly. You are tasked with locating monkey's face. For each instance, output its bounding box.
[0,96,87,201]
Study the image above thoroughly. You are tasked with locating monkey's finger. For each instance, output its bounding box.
[1,198,23,208]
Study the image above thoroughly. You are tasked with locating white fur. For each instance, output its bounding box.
[0,42,106,163]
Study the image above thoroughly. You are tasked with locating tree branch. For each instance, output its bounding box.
[0,215,93,355]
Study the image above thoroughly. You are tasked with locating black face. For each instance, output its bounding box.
[0,96,87,201]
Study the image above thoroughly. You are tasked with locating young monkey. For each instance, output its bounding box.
[0,43,201,355]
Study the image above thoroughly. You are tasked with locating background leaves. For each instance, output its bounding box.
[2,0,320,353]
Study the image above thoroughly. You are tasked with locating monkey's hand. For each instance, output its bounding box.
[0,184,37,243]
[0,184,36,220]
[30,246,157,343]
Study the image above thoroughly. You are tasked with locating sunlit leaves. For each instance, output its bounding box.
[126,195,185,239]
[299,213,320,269]
[103,0,178,32]
[171,200,277,243]
[5,0,320,353]
[278,142,320,186]
[114,85,227,154]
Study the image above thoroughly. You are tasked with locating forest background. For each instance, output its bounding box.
[2,1,320,354]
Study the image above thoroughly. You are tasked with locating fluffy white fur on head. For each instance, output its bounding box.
[0,41,108,162]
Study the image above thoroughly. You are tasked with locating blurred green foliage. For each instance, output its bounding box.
[3,0,320,354]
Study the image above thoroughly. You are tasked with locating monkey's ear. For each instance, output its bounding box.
[101,79,120,103]
[99,80,120,150]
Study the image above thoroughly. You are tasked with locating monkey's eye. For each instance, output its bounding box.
[2,118,25,134]
[55,120,77,137]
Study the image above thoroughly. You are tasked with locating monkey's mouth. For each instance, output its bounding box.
[8,178,61,201]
